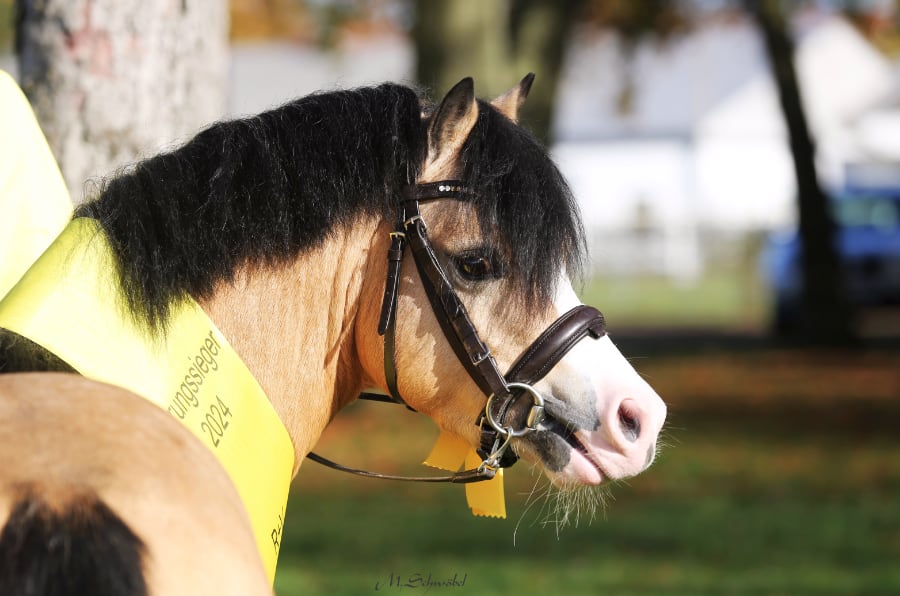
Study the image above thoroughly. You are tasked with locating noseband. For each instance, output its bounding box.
[307,181,606,483]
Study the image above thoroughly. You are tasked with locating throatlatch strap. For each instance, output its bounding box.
[378,229,407,404]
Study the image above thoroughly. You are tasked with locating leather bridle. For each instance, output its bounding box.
[307,180,607,483]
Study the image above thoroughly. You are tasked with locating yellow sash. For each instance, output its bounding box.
[0,70,72,299]
[0,218,294,582]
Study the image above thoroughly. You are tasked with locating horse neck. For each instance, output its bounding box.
[198,219,380,472]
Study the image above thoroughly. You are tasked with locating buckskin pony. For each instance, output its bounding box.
[0,75,666,595]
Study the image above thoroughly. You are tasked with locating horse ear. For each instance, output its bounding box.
[426,77,478,170]
[490,73,535,123]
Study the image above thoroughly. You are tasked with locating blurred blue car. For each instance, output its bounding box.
[761,187,900,331]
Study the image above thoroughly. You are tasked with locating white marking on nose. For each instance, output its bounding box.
[552,274,583,314]
[550,275,667,478]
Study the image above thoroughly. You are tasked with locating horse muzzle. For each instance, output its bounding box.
[507,332,667,486]
[477,304,607,469]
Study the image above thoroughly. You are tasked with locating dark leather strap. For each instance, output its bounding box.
[505,305,606,385]
[403,200,510,399]
[377,232,406,336]
[377,230,407,403]
[306,452,495,484]
[366,181,512,405]
[415,180,473,202]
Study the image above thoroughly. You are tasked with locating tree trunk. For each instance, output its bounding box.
[749,0,855,344]
[413,0,583,144]
[412,0,509,98]
[507,0,583,142]
[16,0,229,204]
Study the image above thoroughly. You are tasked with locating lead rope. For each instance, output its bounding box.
[305,446,503,484]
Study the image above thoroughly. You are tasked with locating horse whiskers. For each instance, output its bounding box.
[512,469,547,547]
[514,423,671,538]
[544,480,612,536]
[513,464,614,544]
[654,427,678,460]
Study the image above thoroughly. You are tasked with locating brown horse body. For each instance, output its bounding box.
[0,374,271,595]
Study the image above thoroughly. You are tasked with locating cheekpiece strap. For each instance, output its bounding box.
[403,199,510,400]
[366,179,481,407]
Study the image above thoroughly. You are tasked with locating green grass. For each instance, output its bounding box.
[578,269,769,330]
[272,379,900,595]
[275,488,899,594]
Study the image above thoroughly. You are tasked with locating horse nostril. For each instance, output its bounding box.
[618,402,641,442]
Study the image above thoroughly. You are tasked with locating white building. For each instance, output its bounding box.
[552,14,899,279]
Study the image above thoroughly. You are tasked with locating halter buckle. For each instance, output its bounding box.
[471,349,491,365]
[483,382,545,439]
[404,214,425,230]
[479,431,513,472]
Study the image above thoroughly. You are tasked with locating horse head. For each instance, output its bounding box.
[356,76,667,489]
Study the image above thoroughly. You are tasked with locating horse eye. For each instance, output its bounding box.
[454,254,501,281]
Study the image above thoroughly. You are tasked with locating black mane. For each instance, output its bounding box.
[75,83,584,330]
[462,100,585,310]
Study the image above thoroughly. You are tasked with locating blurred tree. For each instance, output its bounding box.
[230,0,311,41]
[412,0,688,142]
[579,0,689,115]
[412,0,584,142]
[15,0,229,204]
[0,0,13,52]
[843,0,900,57]
[748,0,855,344]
